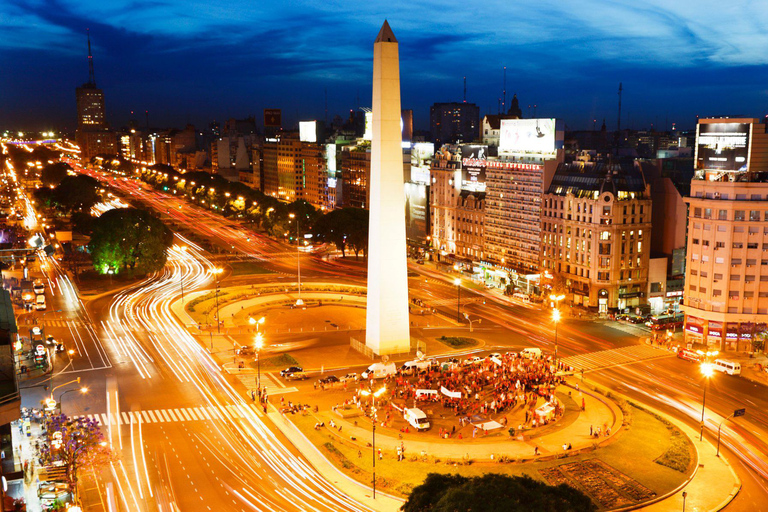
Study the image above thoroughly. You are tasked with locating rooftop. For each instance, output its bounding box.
[548,159,647,198]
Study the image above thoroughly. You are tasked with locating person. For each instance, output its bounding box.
[534,446,539,456]
[567,443,572,450]
[582,397,586,411]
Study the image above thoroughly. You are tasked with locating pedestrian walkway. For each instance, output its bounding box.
[76,403,264,426]
[603,321,651,337]
[562,344,673,372]
[425,297,483,307]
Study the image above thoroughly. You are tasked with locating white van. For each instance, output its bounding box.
[521,347,542,359]
[33,281,45,295]
[404,408,430,430]
[713,359,741,376]
[361,362,397,380]
[401,359,437,373]
[34,294,46,311]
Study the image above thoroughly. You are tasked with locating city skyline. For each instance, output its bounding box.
[3,0,768,131]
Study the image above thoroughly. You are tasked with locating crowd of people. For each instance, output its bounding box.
[354,351,567,434]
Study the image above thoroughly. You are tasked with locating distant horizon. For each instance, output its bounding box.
[2,1,768,132]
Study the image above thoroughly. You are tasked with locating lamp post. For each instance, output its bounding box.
[454,278,461,323]
[255,332,264,399]
[360,384,387,499]
[208,268,223,333]
[58,386,88,415]
[700,362,714,441]
[717,408,745,457]
[289,213,303,307]
[552,308,561,369]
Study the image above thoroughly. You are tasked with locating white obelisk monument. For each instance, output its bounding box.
[365,21,411,355]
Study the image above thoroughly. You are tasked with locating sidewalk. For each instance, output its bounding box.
[584,379,741,512]
[267,406,404,512]
[309,380,621,461]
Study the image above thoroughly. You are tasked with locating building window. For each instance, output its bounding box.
[733,242,743,249]
[730,274,741,281]
[713,289,722,296]
[693,207,702,218]
[735,210,745,221]
[693,239,700,245]
[750,210,761,221]
[718,210,728,220]
[716,241,725,248]
[704,208,712,219]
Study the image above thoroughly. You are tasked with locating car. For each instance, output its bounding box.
[235,345,255,356]
[287,372,309,381]
[463,356,482,366]
[280,366,303,377]
[33,282,45,295]
[340,373,359,382]
[446,358,461,367]
[488,352,502,360]
[319,375,340,385]
[45,335,56,346]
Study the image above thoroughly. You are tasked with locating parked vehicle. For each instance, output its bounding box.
[713,359,741,376]
[235,345,255,356]
[340,373,359,382]
[287,372,309,381]
[361,362,397,380]
[463,356,483,366]
[401,359,439,372]
[521,347,542,359]
[404,407,430,430]
[280,366,303,377]
[646,313,684,331]
[33,281,45,295]
[319,375,339,385]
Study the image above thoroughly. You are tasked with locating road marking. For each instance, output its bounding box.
[562,344,674,372]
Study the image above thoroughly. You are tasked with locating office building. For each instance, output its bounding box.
[430,102,480,147]
[682,117,768,350]
[75,33,116,160]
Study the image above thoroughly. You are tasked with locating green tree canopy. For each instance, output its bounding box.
[53,175,101,213]
[40,162,71,187]
[89,207,173,275]
[313,207,368,259]
[403,473,596,512]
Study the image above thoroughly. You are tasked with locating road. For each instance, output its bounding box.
[56,157,768,510]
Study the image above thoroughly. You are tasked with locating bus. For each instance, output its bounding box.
[646,313,684,331]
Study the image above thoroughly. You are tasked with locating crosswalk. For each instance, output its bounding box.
[604,321,651,337]
[561,344,673,373]
[77,403,264,426]
[425,297,483,307]
[20,320,84,329]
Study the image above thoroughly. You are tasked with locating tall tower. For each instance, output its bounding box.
[365,21,411,355]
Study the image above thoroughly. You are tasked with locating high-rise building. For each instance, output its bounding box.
[540,159,652,312]
[302,143,329,210]
[75,32,116,160]
[430,102,480,147]
[340,146,371,208]
[682,117,768,351]
[262,132,303,201]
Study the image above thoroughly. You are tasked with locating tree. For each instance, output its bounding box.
[70,211,94,235]
[313,208,369,258]
[40,162,71,187]
[89,208,173,275]
[39,414,114,503]
[53,175,101,213]
[403,474,596,512]
[344,207,369,260]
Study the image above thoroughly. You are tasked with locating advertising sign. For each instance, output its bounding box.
[299,121,317,143]
[696,123,750,172]
[460,145,487,192]
[410,143,434,184]
[499,118,557,154]
[264,109,282,128]
[440,386,462,399]
[404,182,428,245]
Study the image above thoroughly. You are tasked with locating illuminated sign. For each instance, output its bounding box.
[460,145,487,192]
[500,118,557,155]
[696,122,750,172]
[405,182,428,245]
[299,121,317,143]
[410,143,434,184]
[264,109,282,128]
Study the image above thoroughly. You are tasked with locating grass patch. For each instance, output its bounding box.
[290,402,692,504]
[654,424,692,473]
[436,336,478,348]
[229,261,272,276]
[260,353,299,369]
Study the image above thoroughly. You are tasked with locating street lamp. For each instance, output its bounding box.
[549,293,565,309]
[208,267,223,333]
[360,385,387,499]
[700,362,714,441]
[454,278,461,323]
[289,213,303,307]
[552,308,561,369]
[58,386,88,414]
[255,332,264,400]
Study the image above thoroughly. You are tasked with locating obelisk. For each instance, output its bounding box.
[365,21,411,355]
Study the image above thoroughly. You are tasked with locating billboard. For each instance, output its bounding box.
[410,142,434,184]
[363,110,410,142]
[404,182,428,245]
[499,118,556,155]
[460,145,487,192]
[299,121,317,143]
[696,122,750,172]
[264,109,282,128]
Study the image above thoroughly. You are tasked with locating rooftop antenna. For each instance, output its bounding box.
[463,76,466,103]
[617,82,623,133]
[87,29,96,86]
[502,66,507,113]
[145,110,149,130]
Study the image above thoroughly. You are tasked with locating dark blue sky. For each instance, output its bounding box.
[2,0,768,132]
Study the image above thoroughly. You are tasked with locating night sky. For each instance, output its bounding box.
[2,0,768,132]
